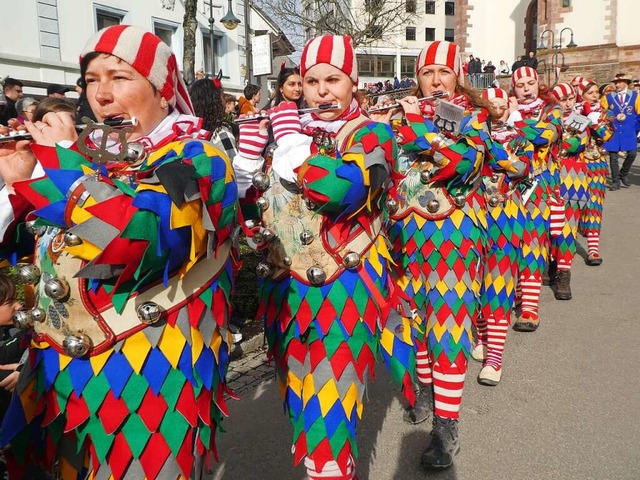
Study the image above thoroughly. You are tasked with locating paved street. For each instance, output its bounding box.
[212,166,640,480]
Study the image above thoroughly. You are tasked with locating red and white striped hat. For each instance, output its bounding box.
[300,35,358,83]
[551,82,575,100]
[416,41,464,85]
[482,88,508,101]
[512,66,538,87]
[80,25,194,115]
[571,75,585,86]
[579,79,596,94]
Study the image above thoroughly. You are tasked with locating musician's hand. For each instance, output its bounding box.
[0,130,37,190]
[27,111,77,147]
[397,96,421,116]
[237,116,270,160]
[369,100,396,125]
[508,96,519,114]
[268,101,302,143]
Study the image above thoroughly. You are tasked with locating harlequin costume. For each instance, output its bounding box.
[507,67,564,332]
[576,81,614,265]
[548,83,590,300]
[472,88,532,386]
[0,26,239,480]
[232,35,398,479]
[386,41,522,469]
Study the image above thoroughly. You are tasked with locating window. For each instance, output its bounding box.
[95,7,125,31]
[425,27,436,41]
[376,56,395,77]
[406,27,416,41]
[562,0,571,6]
[154,22,176,48]
[445,1,455,15]
[445,28,454,42]
[365,25,383,39]
[406,0,416,13]
[202,32,220,75]
[358,57,375,76]
[425,0,436,14]
[401,56,416,76]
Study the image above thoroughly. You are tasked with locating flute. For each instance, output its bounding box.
[234,103,341,124]
[366,91,450,114]
[0,117,138,144]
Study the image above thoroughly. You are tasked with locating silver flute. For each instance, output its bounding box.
[0,117,138,144]
[366,91,450,114]
[234,103,341,124]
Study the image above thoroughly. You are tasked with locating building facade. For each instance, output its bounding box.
[0,0,291,97]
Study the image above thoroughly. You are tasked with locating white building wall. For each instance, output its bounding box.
[616,0,640,46]
[557,0,608,47]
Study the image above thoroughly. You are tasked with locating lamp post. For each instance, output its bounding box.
[537,27,577,85]
[207,0,241,76]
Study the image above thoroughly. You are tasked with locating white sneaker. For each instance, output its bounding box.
[478,365,502,386]
[471,344,487,362]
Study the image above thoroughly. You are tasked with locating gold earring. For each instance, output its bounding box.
[160,98,168,109]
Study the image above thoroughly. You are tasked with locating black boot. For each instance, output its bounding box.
[554,269,572,300]
[421,416,460,469]
[403,384,433,425]
[543,259,557,286]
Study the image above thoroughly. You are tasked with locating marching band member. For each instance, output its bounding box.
[0,25,239,479]
[233,35,398,479]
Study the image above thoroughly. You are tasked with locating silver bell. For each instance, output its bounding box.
[490,174,500,183]
[256,262,273,278]
[30,307,47,324]
[62,333,92,357]
[136,302,164,324]
[343,252,361,270]
[63,231,83,247]
[25,221,46,237]
[44,278,70,300]
[299,230,314,245]
[256,197,269,211]
[261,229,276,243]
[420,169,432,184]
[453,195,466,208]
[244,219,257,229]
[488,195,501,207]
[426,199,440,213]
[12,310,33,330]
[304,198,316,211]
[251,172,270,191]
[17,264,41,284]
[306,266,327,286]
[282,256,293,267]
[386,197,399,215]
[124,142,146,164]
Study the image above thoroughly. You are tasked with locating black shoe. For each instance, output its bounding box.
[554,270,572,300]
[403,384,434,425]
[421,416,460,469]
[543,260,557,286]
[609,181,620,191]
[620,175,631,187]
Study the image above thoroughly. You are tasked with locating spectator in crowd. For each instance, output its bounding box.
[0,78,23,124]
[468,55,481,87]
[237,83,261,115]
[484,61,496,73]
[32,97,76,123]
[393,76,400,89]
[267,65,303,109]
[511,55,525,73]
[46,83,70,98]
[498,60,510,75]
[524,51,538,69]
[14,97,38,124]
[75,76,96,123]
[223,93,237,115]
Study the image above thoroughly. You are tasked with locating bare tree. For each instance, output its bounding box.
[182,0,198,84]
[255,0,419,49]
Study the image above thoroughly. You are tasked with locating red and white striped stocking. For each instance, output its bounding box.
[587,232,600,256]
[432,363,466,420]
[484,316,509,370]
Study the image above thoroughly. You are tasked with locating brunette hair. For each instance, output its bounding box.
[0,274,16,306]
[189,78,226,134]
[272,67,303,108]
[32,97,76,122]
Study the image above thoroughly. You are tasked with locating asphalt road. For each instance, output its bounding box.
[211,166,640,480]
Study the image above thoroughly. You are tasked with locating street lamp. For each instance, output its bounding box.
[537,27,577,85]
[207,0,241,75]
[538,29,554,51]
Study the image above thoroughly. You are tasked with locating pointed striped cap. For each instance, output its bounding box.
[300,35,358,83]
[416,41,464,85]
[80,25,194,115]
[482,88,508,101]
[551,82,575,100]
[512,66,538,87]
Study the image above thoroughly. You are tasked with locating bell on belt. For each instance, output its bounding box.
[63,231,83,247]
[12,310,33,330]
[488,195,501,207]
[256,262,273,278]
[420,169,432,184]
[63,333,92,357]
[256,197,269,211]
[491,174,499,183]
[453,194,466,208]
[124,142,146,164]
[30,307,47,324]
[282,256,293,267]
[306,266,326,285]
[426,199,440,213]
[244,219,258,229]
[299,230,314,245]
[343,252,361,270]
[17,264,41,284]
[305,198,316,211]
[261,228,276,243]
[252,172,270,191]
[136,302,164,324]
[44,278,70,300]
[25,221,46,237]
[386,197,399,215]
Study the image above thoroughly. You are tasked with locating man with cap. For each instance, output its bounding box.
[601,73,640,190]
[46,83,70,98]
